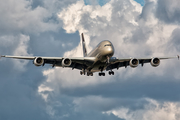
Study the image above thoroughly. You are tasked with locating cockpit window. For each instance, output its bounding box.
[104,44,111,47]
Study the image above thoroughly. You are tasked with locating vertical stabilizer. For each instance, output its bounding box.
[81,33,88,57]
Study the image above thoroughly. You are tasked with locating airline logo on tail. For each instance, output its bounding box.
[81,33,87,57]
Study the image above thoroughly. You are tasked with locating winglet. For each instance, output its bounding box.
[178,55,179,60]
[81,33,87,57]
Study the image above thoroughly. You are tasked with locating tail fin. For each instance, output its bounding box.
[81,33,87,57]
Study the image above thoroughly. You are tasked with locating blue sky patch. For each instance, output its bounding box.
[84,0,144,6]
[135,0,144,6]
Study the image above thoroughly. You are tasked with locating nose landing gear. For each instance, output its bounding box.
[80,71,85,75]
[87,72,93,76]
[80,71,93,76]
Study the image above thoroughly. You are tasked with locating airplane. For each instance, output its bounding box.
[1,33,179,76]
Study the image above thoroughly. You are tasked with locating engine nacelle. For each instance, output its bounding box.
[129,58,139,68]
[151,57,160,67]
[34,57,44,66]
[62,58,72,67]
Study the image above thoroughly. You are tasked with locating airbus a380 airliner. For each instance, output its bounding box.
[1,33,179,76]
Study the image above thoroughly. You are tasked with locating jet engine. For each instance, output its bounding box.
[151,57,160,67]
[34,57,44,66]
[62,58,72,67]
[129,58,139,68]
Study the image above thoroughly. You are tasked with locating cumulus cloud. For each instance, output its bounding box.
[1,0,180,119]
[0,0,59,35]
[35,0,180,119]
[103,98,180,120]
[156,0,180,24]
[0,34,31,71]
[42,0,180,89]
[0,0,79,119]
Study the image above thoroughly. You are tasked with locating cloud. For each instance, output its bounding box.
[0,0,59,35]
[43,0,179,89]
[36,0,180,119]
[1,0,180,119]
[0,34,31,71]
[156,0,180,24]
[0,0,80,119]
[103,98,180,120]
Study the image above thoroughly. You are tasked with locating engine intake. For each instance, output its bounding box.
[151,57,160,67]
[34,57,44,66]
[130,58,139,68]
[62,58,72,67]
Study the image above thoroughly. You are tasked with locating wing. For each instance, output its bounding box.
[106,56,179,71]
[1,55,96,70]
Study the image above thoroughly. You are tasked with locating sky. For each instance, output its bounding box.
[0,0,180,120]
[84,0,144,6]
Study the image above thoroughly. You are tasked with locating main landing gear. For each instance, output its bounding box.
[108,71,114,75]
[80,71,93,76]
[98,71,114,76]
[99,72,105,76]
[80,70,114,76]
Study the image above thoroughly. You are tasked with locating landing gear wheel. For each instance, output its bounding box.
[109,71,114,75]
[87,72,93,76]
[99,72,105,76]
[80,71,83,75]
[80,71,86,75]
[108,71,111,75]
[103,73,105,76]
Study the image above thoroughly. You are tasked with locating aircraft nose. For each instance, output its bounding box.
[106,46,114,56]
